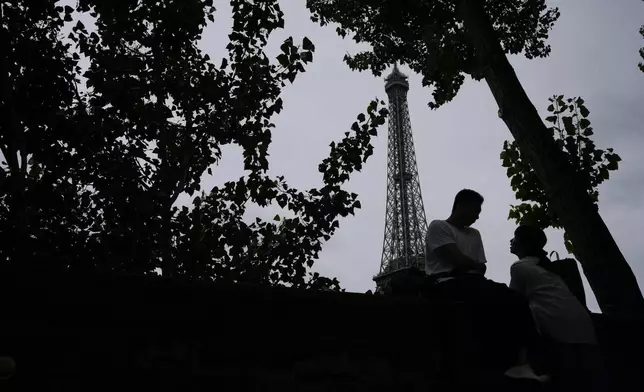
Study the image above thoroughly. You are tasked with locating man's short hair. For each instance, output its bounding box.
[452,189,484,211]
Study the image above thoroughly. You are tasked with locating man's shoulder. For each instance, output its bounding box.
[428,219,451,233]
[429,219,448,227]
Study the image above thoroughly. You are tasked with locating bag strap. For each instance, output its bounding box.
[549,251,560,261]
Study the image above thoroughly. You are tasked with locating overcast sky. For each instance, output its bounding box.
[191,0,644,312]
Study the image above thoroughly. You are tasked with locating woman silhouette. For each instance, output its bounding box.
[509,225,605,390]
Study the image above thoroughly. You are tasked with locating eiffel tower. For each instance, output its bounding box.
[374,65,429,292]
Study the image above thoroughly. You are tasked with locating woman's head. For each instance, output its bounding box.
[510,225,548,258]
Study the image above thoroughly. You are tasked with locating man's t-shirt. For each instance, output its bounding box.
[424,219,487,276]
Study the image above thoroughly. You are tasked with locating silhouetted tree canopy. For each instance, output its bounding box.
[0,0,387,290]
[307,0,559,108]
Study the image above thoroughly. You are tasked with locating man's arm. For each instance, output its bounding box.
[476,230,487,275]
[434,243,483,272]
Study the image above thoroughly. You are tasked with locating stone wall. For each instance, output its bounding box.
[0,271,641,391]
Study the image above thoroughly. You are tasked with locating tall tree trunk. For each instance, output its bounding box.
[458,0,644,317]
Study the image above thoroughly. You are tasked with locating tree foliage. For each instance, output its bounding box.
[639,25,644,73]
[501,96,621,253]
[307,0,559,108]
[0,0,388,290]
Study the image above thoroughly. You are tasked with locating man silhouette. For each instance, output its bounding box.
[425,189,487,282]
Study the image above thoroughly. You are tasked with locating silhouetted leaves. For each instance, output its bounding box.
[501,96,620,254]
[307,0,559,108]
[639,24,644,73]
[1,0,388,290]
[303,36,315,51]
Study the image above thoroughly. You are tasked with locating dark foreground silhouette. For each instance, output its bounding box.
[0,268,641,391]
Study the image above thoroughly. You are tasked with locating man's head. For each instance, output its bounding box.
[451,189,484,227]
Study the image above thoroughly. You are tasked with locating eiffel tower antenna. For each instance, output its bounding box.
[374,64,429,291]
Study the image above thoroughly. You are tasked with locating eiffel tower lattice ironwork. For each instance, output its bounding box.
[374,64,429,291]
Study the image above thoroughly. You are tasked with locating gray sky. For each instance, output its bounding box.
[194,0,644,312]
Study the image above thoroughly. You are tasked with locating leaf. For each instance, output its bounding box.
[579,105,589,117]
[545,115,557,123]
[579,118,591,129]
[583,128,594,136]
[593,150,604,161]
[547,104,554,112]
[277,53,289,67]
[303,37,315,51]
[274,215,281,221]
[276,195,287,208]
[357,113,365,122]
[562,116,575,135]
[301,51,313,63]
[280,40,292,55]
[510,175,522,188]
[606,161,618,171]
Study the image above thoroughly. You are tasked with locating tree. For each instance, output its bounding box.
[639,25,644,73]
[1,0,388,290]
[502,95,621,255]
[0,1,95,272]
[307,0,644,315]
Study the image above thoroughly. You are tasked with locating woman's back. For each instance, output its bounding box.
[510,256,596,345]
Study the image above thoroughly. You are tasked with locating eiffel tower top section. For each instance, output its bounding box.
[384,63,409,91]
